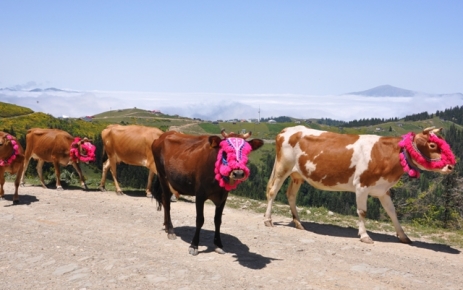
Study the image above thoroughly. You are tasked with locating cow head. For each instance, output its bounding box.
[399,127,456,177]
[70,137,96,163]
[213,130,264,191]
[0,133,20,167]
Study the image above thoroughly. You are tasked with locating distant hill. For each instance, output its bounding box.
[347,85,416,97]
[0,101,34,118]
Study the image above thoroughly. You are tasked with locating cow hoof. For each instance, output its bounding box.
[215,247,226,254]
[116,191,124,196]
[264,220,274,227]
[167,233,177,240]
[99,187,106,192]
[398,236,412,244]
[294,220,305,230]
[189,247,199,256]
[56,186,63,191]
[13,200,20,205]
[170,195,177,202]
[360,237,374,244]
[146,193,152,198]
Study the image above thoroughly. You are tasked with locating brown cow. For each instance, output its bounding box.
[0,132,25,204]
[21,128,96,190]
[99,124,164,196]
[265,125,456,244]
[152,130,264,255]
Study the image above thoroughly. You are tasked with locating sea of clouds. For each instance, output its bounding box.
[1,89,462,122]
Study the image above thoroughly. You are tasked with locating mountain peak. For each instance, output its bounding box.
[348,85,416,97]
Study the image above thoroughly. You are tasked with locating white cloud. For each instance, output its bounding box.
[1,89,462,122]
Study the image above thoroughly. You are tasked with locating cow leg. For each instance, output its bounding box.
[99,159,111,192]
[355,190,373,244]
[213,198,227,254]
[108,157,123,195]
[189,197,206,256]
[379,192,411,244]
[53,160,63,190]
[264,168,290,227]
[0,169,5,200]
[71,163,88,190]
[20,157,31,186]
[286,176,304,230]
[12,163,24,204]
[36,159,47,189]
[145,169,156,197]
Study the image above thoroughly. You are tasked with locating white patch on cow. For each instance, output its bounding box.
[141,159,148,167]
[348,135,381,177]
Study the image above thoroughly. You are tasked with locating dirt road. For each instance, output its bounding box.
[1,182,462,290]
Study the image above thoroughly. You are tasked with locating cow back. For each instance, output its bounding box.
[102,124,163,165]
[25,128,74,161]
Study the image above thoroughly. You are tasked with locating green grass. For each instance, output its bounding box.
[225,193,463,250]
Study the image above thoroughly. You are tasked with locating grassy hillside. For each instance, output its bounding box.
[92,108,196,132]
[0,101,34,118]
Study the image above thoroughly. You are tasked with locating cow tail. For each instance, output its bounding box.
[152,175,163,211]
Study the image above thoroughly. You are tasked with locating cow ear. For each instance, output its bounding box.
[248,139,264,151]
[209,136,222,148]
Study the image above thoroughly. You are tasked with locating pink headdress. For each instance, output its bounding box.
[399,132,456,178]
[214,137,253,191]
[0,135,20,167]
[70,137,96,163]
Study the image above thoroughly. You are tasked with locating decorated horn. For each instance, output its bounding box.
[432,127,443,134]
[221,129,229,139]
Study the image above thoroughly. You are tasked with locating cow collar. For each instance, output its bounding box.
[0,134,20,167]
[214,137,252,191]
[398,132,456,178]
[70,137,96,163]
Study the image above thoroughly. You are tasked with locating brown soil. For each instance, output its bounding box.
[1,182,462,289]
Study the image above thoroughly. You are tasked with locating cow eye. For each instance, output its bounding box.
[429,143,437,150]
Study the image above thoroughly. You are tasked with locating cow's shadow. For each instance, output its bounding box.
[173,226,279,269]
[274,221,461,254]
[1,194,39,206]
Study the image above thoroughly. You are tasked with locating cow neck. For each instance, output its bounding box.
[0,135,20,167]
[214,137,252,191]
[398,132,456,178]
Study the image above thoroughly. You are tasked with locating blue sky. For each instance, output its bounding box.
[1,1,462,95]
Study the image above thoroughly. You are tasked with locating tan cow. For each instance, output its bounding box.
[0,132,25,204]
[99,124,164,196]
[264,125,456,244]
[21,128,96,190]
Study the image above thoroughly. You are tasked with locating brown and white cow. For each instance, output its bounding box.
[99,124,164,196]
[21,128,96,190]
[264,125,456,244]
[0,132,25,204]
[152,130,264,255]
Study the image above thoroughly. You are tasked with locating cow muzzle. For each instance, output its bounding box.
[441,164,454,174]
[230,169,247,181]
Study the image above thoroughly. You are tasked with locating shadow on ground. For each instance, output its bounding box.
[1,194,39,206]
[273,220,461,255]
[174,226,280,269]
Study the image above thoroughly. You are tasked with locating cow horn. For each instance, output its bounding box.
[242,131,252,139]
[221,129,229,139]
[432,127,443,134]
[423,126,436,134]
